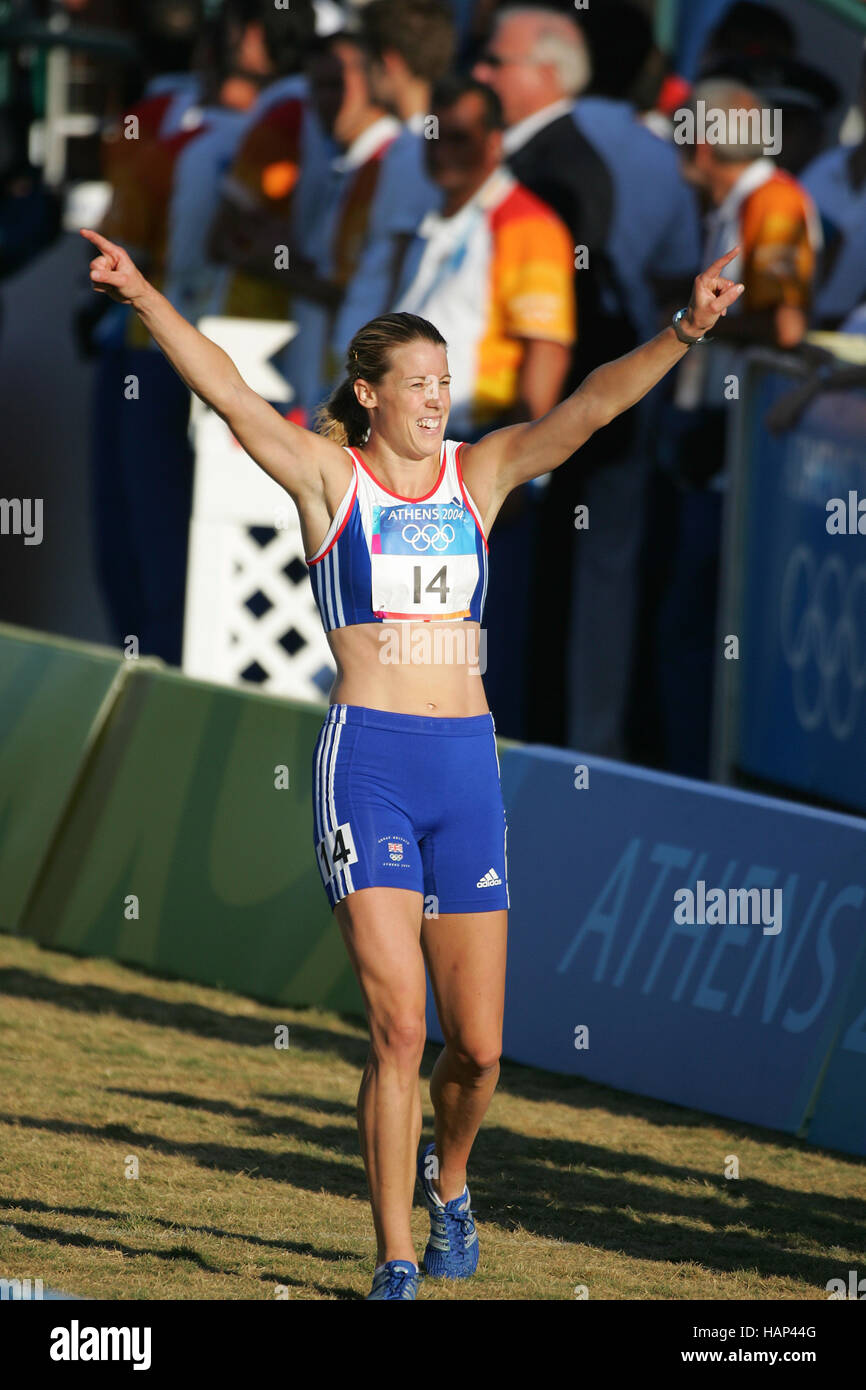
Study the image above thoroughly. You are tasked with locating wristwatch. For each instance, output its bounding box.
[672,307,711,346]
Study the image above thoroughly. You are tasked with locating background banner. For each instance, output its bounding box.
[425,743,866,1140]
[729,359,866,814]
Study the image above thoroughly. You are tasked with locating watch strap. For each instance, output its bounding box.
[672,307,711,345]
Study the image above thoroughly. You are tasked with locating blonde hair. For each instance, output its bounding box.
[314,312,447,447]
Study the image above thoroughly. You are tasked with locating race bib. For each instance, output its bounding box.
[371,498,479,620]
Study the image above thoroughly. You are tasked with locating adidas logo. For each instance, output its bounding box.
[476,868,502,888]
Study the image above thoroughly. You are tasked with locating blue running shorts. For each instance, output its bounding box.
[312,704,509,913]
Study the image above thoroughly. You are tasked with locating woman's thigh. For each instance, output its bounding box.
[335,887,428,1043]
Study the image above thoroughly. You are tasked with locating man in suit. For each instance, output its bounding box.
[474,6,642,754]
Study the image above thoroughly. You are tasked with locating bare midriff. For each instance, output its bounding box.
[326,621,490,717]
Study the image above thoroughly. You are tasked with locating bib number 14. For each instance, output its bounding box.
[413,564,449,605]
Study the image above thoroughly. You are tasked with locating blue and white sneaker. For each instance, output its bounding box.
[416,1141,479,1278]
[366,1259,419,1300]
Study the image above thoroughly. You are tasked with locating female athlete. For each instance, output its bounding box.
[82,225,743,1300]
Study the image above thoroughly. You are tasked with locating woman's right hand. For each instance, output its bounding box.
[80,228,148,306]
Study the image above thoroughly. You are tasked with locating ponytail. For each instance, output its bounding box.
[313,375,370,448]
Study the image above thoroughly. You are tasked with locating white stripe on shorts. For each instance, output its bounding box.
[329,706,353,896]
[315,704,354,900]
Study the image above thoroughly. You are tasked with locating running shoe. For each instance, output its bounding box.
[416,1141,479,1278]
[366,1259,419,1300]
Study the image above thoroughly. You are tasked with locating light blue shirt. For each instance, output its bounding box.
[164,107,249,325]
[332,118,442,361]
[572,97,702,343]
[282,115,400,410]
[801,144,866,322]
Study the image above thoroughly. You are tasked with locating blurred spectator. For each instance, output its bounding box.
[566,2,704,766]
[204,0,324,325]
[332,0,456,359]
[566,3,706,758]
[162,105,251,328]
[699,56,839,178]
[0,106,61,306]
[87,1,269,666]
[697,2,839,175]
[673,79,821,444]
[473,6,611,270]
[395,74,575,737]
[701,1,796,69]
[578,0,667,117]
[280,30,400,418]
[801,45,866,329]
[396,74,573,433]
[572,4,702,345]
[162,0,298,328]
[653,77,821,779]
[672,0,791,86]
[473,5,658,755]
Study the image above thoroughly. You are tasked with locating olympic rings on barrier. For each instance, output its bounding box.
[779,545,866,740]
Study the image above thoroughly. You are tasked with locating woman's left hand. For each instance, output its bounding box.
[683,246,745,337]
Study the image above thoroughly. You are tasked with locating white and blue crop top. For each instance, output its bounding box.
[306,440,489,630]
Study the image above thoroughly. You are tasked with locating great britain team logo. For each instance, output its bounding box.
[378,834,410,866]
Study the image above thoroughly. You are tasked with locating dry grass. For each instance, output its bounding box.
[0,930,863,1300]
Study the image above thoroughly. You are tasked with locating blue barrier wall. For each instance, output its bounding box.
[806,941,866,1155]
[425,743,866,1145]
[3,626,863,1154]
[735,365,866,814]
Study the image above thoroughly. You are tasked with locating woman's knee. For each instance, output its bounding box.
[369,1010,427,1068]
[447,1036,502,1078]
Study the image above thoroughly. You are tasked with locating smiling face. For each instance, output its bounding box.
[355,339,451,460]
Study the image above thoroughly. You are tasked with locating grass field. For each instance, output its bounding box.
[1,930,863,1301]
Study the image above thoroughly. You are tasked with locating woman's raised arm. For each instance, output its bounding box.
[461,247,745,509]
[80,228,344,502]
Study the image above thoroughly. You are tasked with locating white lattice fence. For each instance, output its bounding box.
[182,318,335,702]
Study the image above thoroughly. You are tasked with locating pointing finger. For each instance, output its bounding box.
[705,246,740,278]
[80,227,122,261]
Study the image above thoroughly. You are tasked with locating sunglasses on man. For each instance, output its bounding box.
[478,50,541,69]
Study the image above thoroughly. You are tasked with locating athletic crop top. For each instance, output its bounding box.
[306,440,489,629]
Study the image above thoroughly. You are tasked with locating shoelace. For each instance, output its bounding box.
[439,1200,475,1259]
[384,1266,417,1299]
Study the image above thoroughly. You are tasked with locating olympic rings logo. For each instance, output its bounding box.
[401,523,455,552]
[779,545,866,740]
